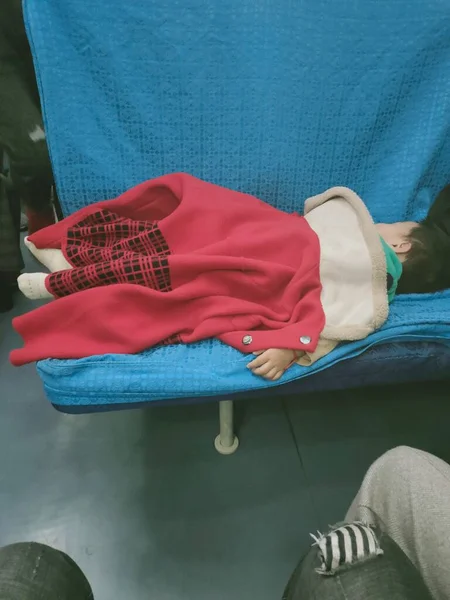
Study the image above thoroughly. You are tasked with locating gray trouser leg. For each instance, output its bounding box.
[346,446,450,600]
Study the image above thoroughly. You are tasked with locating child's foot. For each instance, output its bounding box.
[17,273,53,300]
[24,237,72,272]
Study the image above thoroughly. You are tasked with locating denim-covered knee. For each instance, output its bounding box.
[282,520,433,600]
[282,522,384,599]
[310,522,383,576]
[0,542,93,599]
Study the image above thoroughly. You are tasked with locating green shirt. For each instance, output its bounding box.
[380,237,403,302]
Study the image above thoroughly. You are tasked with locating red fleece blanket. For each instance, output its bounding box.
[10,173,325,365]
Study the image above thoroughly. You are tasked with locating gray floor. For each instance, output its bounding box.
[1,251,450,600]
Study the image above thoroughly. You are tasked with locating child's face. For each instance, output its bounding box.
[375,221,418,261]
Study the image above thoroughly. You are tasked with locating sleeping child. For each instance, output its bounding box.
[10,173,450,378]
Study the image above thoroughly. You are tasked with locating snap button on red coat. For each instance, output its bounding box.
[300,336,311,344]
[242,335,253,345]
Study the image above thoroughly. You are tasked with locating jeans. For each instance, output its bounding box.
[0,530,434,599]
[283,523,433,600]
[0,542,93,599]
[346,447,450,600]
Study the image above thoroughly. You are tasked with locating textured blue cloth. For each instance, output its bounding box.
[38,294,450,407]
[23,0,450,406]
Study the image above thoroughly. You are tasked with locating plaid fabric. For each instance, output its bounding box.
[47,209,172,297]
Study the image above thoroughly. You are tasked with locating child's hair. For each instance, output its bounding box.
[397,222,450,294]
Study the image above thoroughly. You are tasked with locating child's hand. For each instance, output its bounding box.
[247,348,296,381]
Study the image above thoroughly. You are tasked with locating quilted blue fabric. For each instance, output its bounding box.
[45,340,450,412]
[38,294,450,407]
[23,0,450,407]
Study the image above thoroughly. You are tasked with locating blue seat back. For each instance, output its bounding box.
[24,0,450,222]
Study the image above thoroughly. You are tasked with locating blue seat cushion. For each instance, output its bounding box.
[42,341,450,412]
[23,0,450,408]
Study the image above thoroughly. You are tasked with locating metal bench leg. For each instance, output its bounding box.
[214,400,239,455]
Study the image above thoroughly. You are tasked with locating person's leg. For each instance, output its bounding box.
[0,168,23,311]
[3,0,40,105]
[24,237,72,272]
[0,25,55,234]
[283,523,433,600]
[346,446,450,600]
[0,542,93,599]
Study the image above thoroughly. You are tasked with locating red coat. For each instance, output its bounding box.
[10,173,325,366]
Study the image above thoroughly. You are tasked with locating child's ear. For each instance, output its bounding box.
[393,240,412,254]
